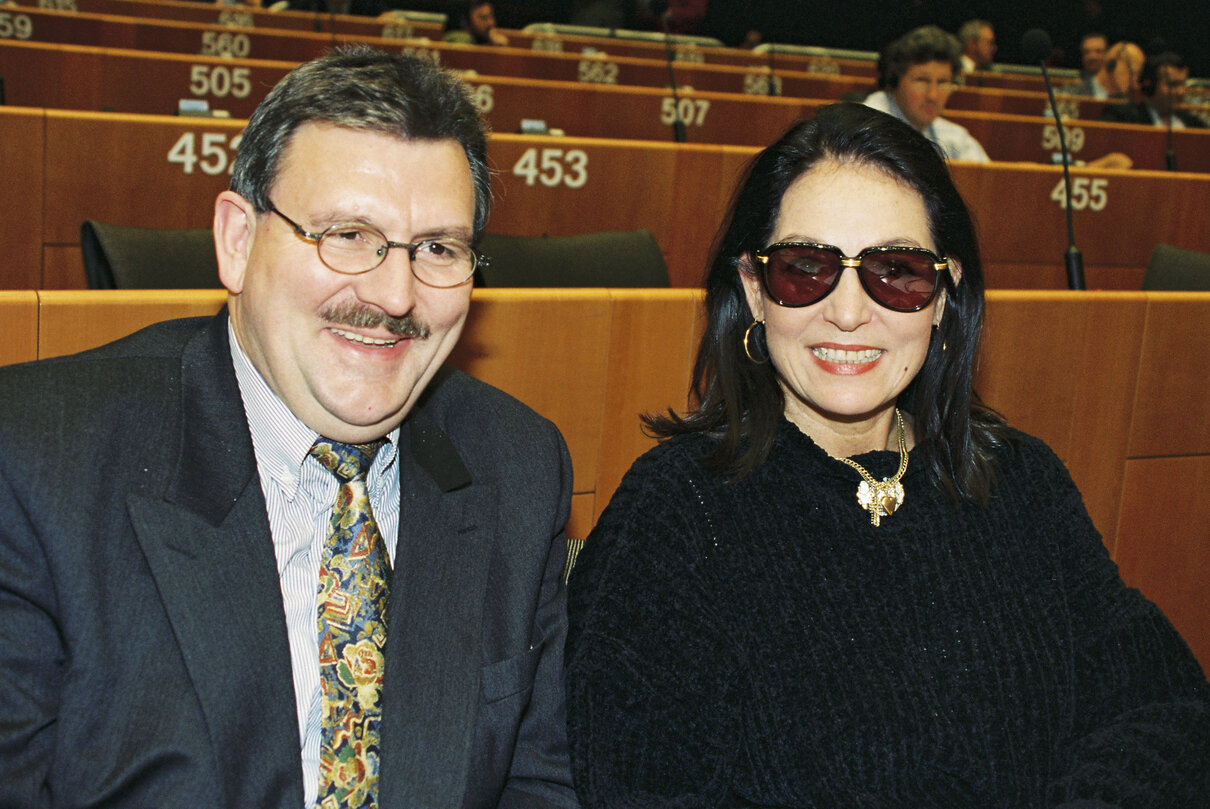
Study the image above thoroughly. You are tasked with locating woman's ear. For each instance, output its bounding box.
[932,257,962,327]
[738,253,767,323]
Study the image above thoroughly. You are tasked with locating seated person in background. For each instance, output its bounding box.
[443,0,509,45]
[958,18,996,74]
[565,101,1210,808]
[866,26,1131,169]
[1071,32,1109,97]
[1077,40,1144,99]
[864,25,990,162]
[1099,52,1207,128]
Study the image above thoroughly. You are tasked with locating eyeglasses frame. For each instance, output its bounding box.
[267,203,486,288]
[753,241,950,313]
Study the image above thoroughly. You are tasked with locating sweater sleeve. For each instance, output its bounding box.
[565,447,745,809]
[1022,439,1210,807]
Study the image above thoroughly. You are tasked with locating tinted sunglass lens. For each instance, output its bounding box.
[859,250,938,311]
[765,246,840,306]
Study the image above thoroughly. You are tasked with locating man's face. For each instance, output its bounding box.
[1154,64,1189,112]
[894,61,955,131]
[217,122,476,443]
[469,2,496,38]
[971,25,996,68]
[1081,36,1107,74]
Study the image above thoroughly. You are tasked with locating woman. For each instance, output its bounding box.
[565,103,1210,807]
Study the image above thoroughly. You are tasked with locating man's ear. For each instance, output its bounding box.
[213,190,256,295]
[738,253,767,323]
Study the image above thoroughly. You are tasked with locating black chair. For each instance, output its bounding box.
[80,221,221,289]
[1142,244,1210,291]
[475,230,670,287]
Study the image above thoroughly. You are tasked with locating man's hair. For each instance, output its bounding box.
[1080,31,1107,49]
[879,25,962,89]
[230,45,492,240]
[647,102,1009,505]
[1140,51,1187,98]
[957,19,991,49]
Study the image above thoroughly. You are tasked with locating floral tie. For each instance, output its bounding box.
[311,439,390,809]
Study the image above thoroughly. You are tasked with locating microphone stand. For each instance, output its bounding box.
[1038,58,1086,290]
[659,13,687,143]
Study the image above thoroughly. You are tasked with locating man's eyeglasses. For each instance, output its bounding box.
[268,203,485,288]
[753,242,948,313]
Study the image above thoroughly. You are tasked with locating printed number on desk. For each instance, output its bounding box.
[0,13,32,39]
[189,65,252,99]
[661,98,710,127]
[578,60,618,84]
[1041,124,1085,153]
[512,148,588,189]
[167,132,244,176]
[1050,177,1108,211]
[201,30,250,58]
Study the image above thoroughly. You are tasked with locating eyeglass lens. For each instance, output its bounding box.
[762,245,940,312]
[318,225,475,287]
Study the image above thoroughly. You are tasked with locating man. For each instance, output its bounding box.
[958,19,996,74]
[864,25,990,162]
[443,0,509,46]
[1071,32,1109,97]
[1099,52,1207,128]
[0,47,577,809]
[1083,40,1144,99]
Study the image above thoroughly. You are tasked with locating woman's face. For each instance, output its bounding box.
[740,159,948,442]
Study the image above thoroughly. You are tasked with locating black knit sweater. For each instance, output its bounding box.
[566,422,1210,808]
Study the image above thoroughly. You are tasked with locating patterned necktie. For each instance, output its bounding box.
[311,438,390,809]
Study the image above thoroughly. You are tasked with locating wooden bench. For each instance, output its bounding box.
[2,287,1206,672]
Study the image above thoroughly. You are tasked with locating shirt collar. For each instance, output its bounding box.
[227,319,398,497]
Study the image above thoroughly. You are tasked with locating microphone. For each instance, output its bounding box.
[1023,28,1085,290]
[653,0,686,142]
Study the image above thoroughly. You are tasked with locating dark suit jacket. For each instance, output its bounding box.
[0,312,577,809]
[1098,100,1208,128]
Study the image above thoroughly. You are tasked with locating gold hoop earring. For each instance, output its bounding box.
[743,319,769,364]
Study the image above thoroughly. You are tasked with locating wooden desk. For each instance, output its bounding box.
[6,108,1210,291]
[35,0,445,38]
[2,288,1207,670]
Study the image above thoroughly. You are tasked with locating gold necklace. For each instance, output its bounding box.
[838,408,908,527]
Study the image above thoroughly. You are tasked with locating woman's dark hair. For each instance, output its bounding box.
[648,102,1009,505]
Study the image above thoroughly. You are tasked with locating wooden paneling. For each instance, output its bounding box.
[0,292,40,366]
[446,289,612,501]
[593,288,703,521]
[0,107,44,289]
[1127,292,1210,458]
[36,289,226,358]
[978,292,1145,541]
[1115,455,1210,672]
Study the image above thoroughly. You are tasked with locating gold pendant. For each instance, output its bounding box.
[855,478,905,527]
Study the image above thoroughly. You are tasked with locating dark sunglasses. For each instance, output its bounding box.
[753,242,949,312]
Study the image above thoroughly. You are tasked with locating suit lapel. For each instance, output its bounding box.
[127,313,303,807]
[380,404,497,809]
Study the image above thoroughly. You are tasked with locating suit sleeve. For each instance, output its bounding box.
[0,463,60,809]
[497,424,579,809]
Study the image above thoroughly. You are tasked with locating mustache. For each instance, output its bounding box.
[319,302,430,340]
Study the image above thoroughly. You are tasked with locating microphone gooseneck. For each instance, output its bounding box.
[1023,28,1085,290]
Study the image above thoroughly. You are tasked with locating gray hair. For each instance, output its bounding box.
[230,45,491,240]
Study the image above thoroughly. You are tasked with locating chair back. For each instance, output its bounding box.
[475,230,670,287]
[81,221,220,289]
[1143,243,1210,291]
